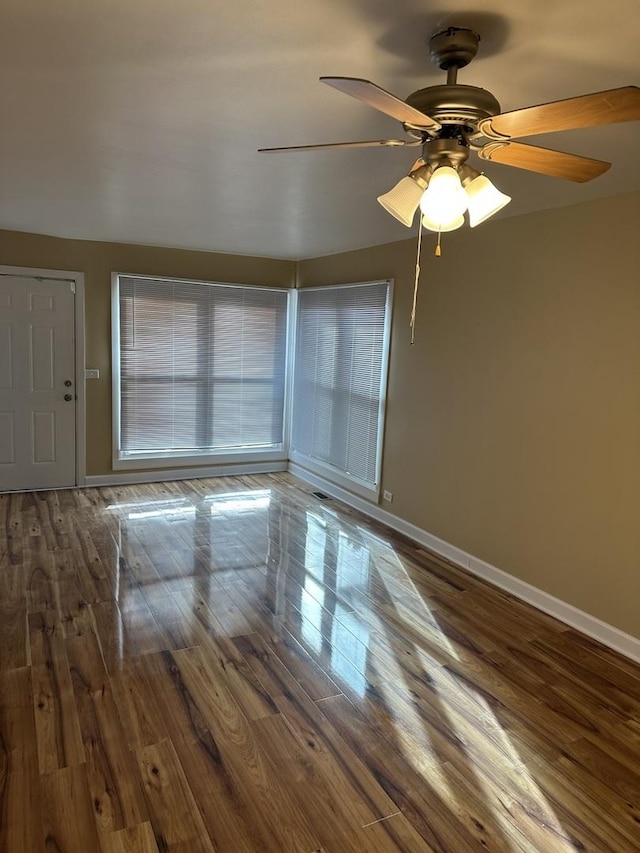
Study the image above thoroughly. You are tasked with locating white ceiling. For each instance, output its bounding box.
[1,0,639,260]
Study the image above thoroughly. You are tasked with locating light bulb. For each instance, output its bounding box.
[419,165,468,228]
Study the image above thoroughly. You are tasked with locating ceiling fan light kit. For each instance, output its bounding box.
[381,159,511,232]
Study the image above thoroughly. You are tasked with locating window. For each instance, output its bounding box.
[290,281,392,499]
[112,275,288,468]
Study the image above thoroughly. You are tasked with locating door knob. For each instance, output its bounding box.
[64,394,73,401]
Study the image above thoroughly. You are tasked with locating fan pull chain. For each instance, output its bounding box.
[435,230,442,257]
[410,219,424,345]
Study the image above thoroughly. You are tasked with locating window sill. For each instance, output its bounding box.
[288,451,380,502]
[113,447,287,471]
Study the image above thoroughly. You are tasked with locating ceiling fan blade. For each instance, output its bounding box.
[320,77,441,131]
[478,140,611,182]
[480,86,640,140]
[258,139,421,153]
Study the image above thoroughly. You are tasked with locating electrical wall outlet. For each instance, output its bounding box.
[383,490,393,502]
[85,368,100,379]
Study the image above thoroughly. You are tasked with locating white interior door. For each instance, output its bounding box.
[0,275,77,491]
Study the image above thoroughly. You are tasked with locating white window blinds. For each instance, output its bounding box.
[290,281,391,498]
[116,276,288,461]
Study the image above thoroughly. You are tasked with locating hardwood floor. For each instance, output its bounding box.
[1,472,640,851]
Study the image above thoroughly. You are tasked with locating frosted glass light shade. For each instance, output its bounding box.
[422,213,465,232]
[464,175,511,227]
[377,177,425,227]
[419,165,468,228]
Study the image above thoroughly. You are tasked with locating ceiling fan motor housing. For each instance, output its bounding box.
[405,85,501,129]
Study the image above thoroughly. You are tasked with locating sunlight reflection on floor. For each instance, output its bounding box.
[359,530,568,848]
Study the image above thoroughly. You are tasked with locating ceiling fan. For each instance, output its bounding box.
[259,27,640,232]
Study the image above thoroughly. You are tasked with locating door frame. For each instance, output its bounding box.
[0,265,86,487]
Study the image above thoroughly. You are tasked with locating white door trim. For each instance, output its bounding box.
[0,265,86,488]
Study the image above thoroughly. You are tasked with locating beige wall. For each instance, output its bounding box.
[298,191,640,639]
[0,230,295,475]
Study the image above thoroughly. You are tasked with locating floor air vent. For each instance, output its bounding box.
[312,491,331,500]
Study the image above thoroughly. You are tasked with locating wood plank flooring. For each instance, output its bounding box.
[1,472,640,851]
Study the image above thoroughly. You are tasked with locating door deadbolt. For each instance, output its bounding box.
[64,394,73,401]
[64,380,72,387]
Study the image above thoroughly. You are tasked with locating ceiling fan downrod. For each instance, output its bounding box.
[429,27,481,86]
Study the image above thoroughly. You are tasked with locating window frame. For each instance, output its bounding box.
[111,272,292,470]
[287,280,393,501]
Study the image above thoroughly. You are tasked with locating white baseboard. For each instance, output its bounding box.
[85,461,288,488]
[288,463,640,664]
